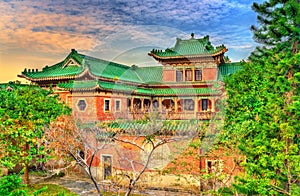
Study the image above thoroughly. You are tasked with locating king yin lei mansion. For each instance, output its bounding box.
[19,34,241,122]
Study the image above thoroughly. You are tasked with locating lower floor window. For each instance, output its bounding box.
[202,99,208,111]
[102,155,112,180]
[184,99,194,110]
[207,160,224,173]
[77,100,87,111]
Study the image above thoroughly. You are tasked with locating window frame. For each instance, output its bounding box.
[101,154,112,180]
[195,69,202,81]
[77,99,87,112]
[115,99,121,112]
[176,70,183,82]
[184,99,194,111]
[104,99,111,112]
[202,99,208,111]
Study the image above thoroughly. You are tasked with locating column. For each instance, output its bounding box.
[194,97,198,117]
[211,98,215,112]
[158,98,162,113]
[192,67,195,82]
[130,97,134,112]
[141,98,144,111]
[174,98,178,112]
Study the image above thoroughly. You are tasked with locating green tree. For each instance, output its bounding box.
[221,0,300,195]
[0,83,70,185]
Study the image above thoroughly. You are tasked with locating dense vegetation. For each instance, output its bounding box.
[221,0,300,195]
[0,83,70,185]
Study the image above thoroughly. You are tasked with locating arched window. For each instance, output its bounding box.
[184,99,194,111]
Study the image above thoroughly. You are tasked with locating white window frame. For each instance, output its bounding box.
[101,154,113,180]
[115,99,121,112]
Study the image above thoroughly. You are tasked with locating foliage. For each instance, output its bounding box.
[0,83,71,184]
[0,174,28,196]
[249,0,299,61]
[25,184,77,196]
[221,0,300,195]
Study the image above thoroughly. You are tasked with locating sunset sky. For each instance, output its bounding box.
[0,0,263,83]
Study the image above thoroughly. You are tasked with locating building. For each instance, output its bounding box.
[18,35,244,191]
[19,34,241,122]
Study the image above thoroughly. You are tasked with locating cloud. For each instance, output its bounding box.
[0,0,264,83]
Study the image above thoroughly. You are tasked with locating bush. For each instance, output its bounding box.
[0,174,28,196]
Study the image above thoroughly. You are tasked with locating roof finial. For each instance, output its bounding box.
[191,32,194,39]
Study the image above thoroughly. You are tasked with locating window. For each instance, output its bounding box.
[77,100,87,111]
[102,155,112,180]
[153,100,159,109]
[184,99,194,111]
[104,99,110,112]
[207,160,224,173]
[195,69,202,81]
[185,69,192,81]
[176,70,183,82]
[115,100,121,112]
[202,99,208,111]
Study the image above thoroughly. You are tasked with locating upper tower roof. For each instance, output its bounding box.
[148,34,228,64]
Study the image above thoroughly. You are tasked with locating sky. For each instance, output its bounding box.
[0,0,263,83]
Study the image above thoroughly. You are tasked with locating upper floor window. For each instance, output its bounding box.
[115,100,121,112]
[104,99,110,112]
[176,70,183,82]
[195,69,202,81]
[185,69,192,81]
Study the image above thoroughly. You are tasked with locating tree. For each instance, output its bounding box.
[109,112,199,196]
[46,115,114,196]
[249,0,299,61]
[221,0,300,195]
[0,83,70,185]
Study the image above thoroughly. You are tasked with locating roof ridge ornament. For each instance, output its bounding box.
[191,33,195,39]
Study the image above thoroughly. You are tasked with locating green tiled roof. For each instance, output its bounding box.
[57,80,219,96]
[99,81,136,92]
[150,35,226,57]
[135,66,163,83]
[57,80,98,90]
[217,62,243,81]
[21,49,143,83]
[24,63,84,79]
[86,57,142,83]
[152,87,220,96]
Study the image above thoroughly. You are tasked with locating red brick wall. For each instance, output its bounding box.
[95,96,128,121]
[203,68,217,81]
[163,70,175,82]
[72,96,98,122]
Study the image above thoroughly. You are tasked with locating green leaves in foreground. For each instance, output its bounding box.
[0,83,71,170]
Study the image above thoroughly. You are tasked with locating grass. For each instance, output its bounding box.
[25,183,78,196]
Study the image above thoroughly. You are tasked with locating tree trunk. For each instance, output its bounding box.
[125,184,133,196]
[24,143,30,185]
